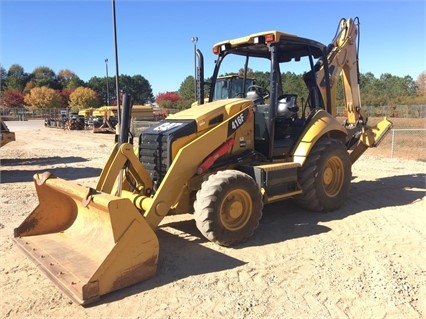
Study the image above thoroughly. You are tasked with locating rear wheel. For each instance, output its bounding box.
[194,170,263,246]
[295,138,351,211]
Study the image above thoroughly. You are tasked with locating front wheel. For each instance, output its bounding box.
[193,170,263,246]
[295,138,352,212]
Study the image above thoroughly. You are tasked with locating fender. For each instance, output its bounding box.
[291,109,347,165]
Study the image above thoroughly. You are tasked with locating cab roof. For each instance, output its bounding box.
[213,30,327,62]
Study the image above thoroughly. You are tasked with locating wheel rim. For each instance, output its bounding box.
[322,155,344,197]
[220,189,252,231]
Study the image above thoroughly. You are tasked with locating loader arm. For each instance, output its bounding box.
[96,142,153,196]
[315,18,364,123]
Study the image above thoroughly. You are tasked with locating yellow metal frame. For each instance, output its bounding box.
[291,109,347,165]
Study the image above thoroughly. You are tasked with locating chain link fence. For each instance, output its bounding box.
[2,105,426,121]
[363,127,426,161]
[1,107,68,121]
[2,106,425,161]
[336,105,426,118]
[390,129,426,160]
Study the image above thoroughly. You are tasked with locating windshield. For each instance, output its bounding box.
[213,79,230,100]
[213,77,255,100]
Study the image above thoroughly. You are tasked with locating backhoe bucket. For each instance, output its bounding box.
[13,172,159,305]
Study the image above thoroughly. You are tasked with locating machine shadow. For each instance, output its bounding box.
[89,173,425,306]
[244,173,426,248]
[0,166,101,183]
[157,173,426,250]
[0,156,88,167]
[95,228,246,305]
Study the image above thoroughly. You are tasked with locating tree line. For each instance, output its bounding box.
[1,63,424,114]
[169,70,425,111]
[0,64,155,111]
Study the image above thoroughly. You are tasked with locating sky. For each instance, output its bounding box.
[1,0,425,96]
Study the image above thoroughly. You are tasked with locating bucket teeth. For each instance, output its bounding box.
[35,171,53,185]
[82,187,97,207]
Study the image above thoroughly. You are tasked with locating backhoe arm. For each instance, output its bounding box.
[317,18,366,124]
[316,18,392,162]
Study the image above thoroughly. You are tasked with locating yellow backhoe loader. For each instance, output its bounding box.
[14,17,392,305]
[79,105,159,133]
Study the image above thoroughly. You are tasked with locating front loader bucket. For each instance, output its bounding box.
[13,172,159,305]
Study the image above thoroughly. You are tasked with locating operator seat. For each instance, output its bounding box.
[274,94,300,146]
[303,70,324,110]
[277,94,299,118]
[246,88,265,105]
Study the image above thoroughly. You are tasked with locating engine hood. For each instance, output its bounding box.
[167,98,253,133]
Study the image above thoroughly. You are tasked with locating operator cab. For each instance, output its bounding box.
[207,30,330,160]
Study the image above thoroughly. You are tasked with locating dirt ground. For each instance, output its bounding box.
[1,120,425,319]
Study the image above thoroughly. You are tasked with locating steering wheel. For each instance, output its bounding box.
[247,85,270,99]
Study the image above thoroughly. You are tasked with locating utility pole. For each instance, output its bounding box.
[105,58,110,106]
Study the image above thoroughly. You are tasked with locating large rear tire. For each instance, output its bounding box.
[194,170,263,246]
[295,138,351,212]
